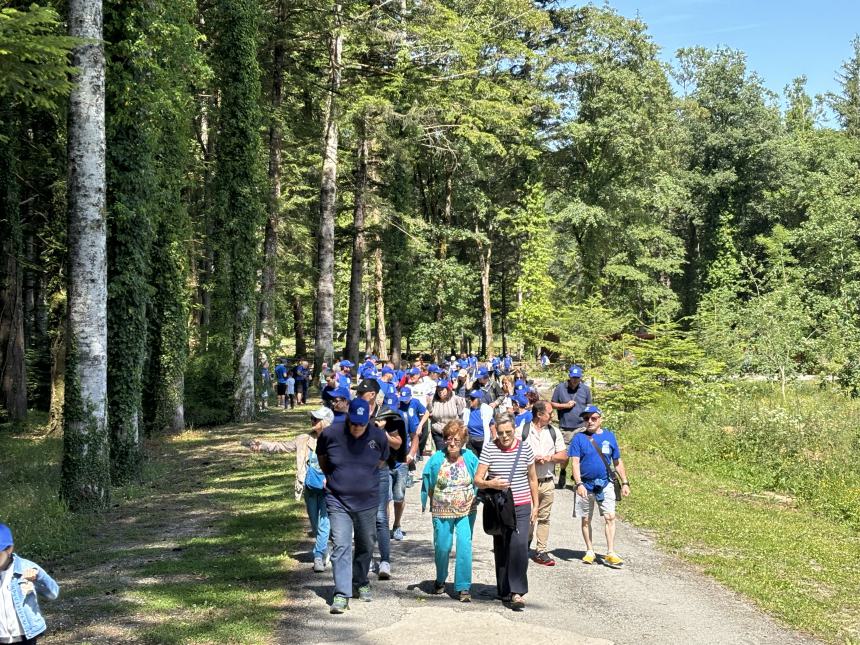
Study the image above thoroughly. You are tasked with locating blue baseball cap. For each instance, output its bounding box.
[436,379,450,389]
[348,398,371,425]
[332,387,351,400]
[408,367,421,376]
[0,524,12,550]
[428,363,442,373]
[399,386,413,402]
[580,404,602,417]
[340,360,354,368]
[514,379,526,391]
[381,367,394,376]
[476,367,489,379]
[511,394,528,407]
[568,365,583,378]
[468,389,483,399]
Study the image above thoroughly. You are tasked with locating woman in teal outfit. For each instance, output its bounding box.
[421,419,479,602]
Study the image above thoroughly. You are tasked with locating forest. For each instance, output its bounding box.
[3,0,860,512]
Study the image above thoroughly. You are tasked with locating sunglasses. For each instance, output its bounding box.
[585,414,601,420]
[497,430,515,437]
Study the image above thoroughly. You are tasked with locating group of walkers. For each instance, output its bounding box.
[290,354,631,614]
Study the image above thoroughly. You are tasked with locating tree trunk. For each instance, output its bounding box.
[0,223,27,422]
[345,116,369,365]
[478,229,493,358]
[313,4,342,376]
[363,289,372,356]
[293,293,307,358]
[62,0,111,511]
[258,1,286,345]
[373,245,388,360]
[48,314,65,434]
[234,307,256,420]
[501,271,508,356]
[390,317,401,365]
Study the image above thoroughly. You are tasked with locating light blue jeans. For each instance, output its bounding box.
[432,513,476,592]
[304,488,330,560]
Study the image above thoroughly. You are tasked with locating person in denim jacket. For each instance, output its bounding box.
[0,524,59,644]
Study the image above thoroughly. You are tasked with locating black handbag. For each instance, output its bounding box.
[480,439,524,536]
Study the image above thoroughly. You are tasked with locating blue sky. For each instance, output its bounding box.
[603,0,860,102]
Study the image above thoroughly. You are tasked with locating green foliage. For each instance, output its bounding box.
[0,4,77,112]
[184,350,232,428]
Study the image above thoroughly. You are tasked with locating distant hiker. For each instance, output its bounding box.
[472,367,503,409]
[568,405,630,568]
[260,360,272,411]
[294,360,309,405]
[519,401,567,567]
[511,394,532,430]
[296,407,335,573]
[316,398,390,614]
[540,352,550,368]
[503,352,513,375]
[474,414,538,610]
[286,371,296,410]
[421,420,479,602]
[550,365,592,489]
[428,380,467,452]
[275,358,289,408]
[337,360,354,393]
[462,389,495,457]
[0,523,60,644]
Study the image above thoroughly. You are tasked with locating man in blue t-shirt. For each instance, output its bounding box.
[503,352,513,374]
[567,405,630,568]
[400,387,429,463]
[378,367,398,408]
[551,365,593,489]
[316,398,390,613]
[274,359,289,408]
[337,360,354,394]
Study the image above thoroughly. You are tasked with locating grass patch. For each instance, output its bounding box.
[1,408,309,644]
[617,383,860,643]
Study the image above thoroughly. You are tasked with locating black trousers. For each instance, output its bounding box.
[493,503,531,597]
[467,437,484,457]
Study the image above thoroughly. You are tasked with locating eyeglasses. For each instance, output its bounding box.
[586,414,601,420]
[445,436,463,444]
[497,430,514,437]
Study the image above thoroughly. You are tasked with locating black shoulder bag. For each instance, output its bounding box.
[586,435,622,502]
[480,439,524,536]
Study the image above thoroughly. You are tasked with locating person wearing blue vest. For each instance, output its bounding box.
[378,367,398,407]
[0,523,60,644]
[503,352,513,375]
[490,355,501,378]
[317,398,390,614]
[550,365,592,489]
[568,405,630,568]
[461,390,495,457]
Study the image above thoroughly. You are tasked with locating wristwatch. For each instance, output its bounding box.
[621,481,630,486]
[575,481,583,487]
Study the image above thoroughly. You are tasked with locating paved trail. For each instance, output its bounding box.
[280,463,815,645]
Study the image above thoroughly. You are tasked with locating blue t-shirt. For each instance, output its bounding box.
[274,364,288,384]
[467,408,485,437]
[515,410,532,427]
[399,399,427,435]
[503,355,512,370]
[294,365,308,381]
[316,420,390,512]
[551,381,592,429]
[380,381,398,408]
[338,373,352,395]
[568,430,620,482]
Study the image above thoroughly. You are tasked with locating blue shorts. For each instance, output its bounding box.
[390,463,409,502]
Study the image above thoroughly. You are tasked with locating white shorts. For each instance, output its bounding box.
[573,482,616,518]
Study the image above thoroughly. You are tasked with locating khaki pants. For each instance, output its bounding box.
[529,478,555,553]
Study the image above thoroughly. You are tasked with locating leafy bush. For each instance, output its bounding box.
[183,349,232,427]
[618,383,860,532]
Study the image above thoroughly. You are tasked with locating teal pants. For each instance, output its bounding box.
[432,513,476,591]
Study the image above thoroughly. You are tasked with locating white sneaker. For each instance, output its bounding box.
[378,561,391,580]
[313,557,325,573]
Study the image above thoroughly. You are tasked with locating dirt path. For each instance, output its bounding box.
[279,462,818,645]
[38,407,817,644]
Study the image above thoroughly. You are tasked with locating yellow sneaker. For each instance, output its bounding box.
[603,552,624,567]
[581,550,596,564]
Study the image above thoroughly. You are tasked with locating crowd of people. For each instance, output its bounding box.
[290,354,631,614]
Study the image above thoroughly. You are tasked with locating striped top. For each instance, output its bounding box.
[479,439,535,506]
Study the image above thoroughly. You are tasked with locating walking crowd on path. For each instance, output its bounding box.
[275,354,631,614]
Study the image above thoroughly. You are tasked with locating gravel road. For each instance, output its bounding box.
[278,465,816,645]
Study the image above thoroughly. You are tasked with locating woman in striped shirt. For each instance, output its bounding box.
[474,414,539,610]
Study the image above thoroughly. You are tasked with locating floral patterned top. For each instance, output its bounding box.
[431,455,476,518]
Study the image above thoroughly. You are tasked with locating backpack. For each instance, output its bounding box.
[520,421,557,444]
